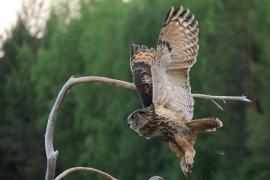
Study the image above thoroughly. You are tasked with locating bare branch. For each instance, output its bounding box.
[149,176,164,180]
[69,76,136,89]
[192,94,251,102]
[211,99,224,111]
[45,76,129,180]
[45,76,251,180]
[55,167,117,180]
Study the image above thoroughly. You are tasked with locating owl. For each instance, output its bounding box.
[128,6,223,175]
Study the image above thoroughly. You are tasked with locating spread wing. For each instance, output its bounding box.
[130,44,155,107]
[152,6,199,121]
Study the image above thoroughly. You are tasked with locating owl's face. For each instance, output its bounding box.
[127,106,155,136]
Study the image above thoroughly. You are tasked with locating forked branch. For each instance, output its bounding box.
[45,76,251,180]
[45,76,133,180]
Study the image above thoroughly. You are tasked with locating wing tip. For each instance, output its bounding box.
[163,5,198,33]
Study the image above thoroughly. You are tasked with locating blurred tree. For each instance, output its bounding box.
[0,0,48,179]
[243,0,270,179]
[0,18,44,180]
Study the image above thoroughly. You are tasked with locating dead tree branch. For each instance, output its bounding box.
[45,76,131,180]
[45,76,251,180]
[55,167,117,180]
[192,93,251,102]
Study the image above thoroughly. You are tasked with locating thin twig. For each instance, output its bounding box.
[45,76,251,180]
[55,167,117,180]
[211,99,224,111]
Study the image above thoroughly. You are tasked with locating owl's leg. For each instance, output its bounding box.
[172,134,196,175]
[168,141,184,158]
[186,118,223,133]
[168,141,192,176]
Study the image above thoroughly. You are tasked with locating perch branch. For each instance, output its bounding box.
[45,76,251,180]
[45,76,131,180]
[192,93,251,102]
[55,167,117,180]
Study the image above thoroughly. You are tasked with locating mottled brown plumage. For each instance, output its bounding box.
[128,6,223,175]
[130,44,155,107]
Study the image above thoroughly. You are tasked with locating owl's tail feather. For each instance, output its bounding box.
[186,118,223,133]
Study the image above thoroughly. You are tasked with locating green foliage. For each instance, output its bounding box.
[0,18,44,179]
[1,0,270,179]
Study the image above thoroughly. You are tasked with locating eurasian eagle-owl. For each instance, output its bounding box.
[127,6,223,175]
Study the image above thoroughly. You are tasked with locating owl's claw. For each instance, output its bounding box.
[180,151,195,176]
[180,159,193,176]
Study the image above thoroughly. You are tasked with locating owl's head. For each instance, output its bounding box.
[127,105,155,136]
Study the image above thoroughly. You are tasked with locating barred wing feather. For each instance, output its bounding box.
[152,6,199,121]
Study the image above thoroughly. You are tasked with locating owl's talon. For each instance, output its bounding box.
[180,158,193,176]
[181,164,192,176]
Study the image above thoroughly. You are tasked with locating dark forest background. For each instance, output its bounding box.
[0,0,270,179]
